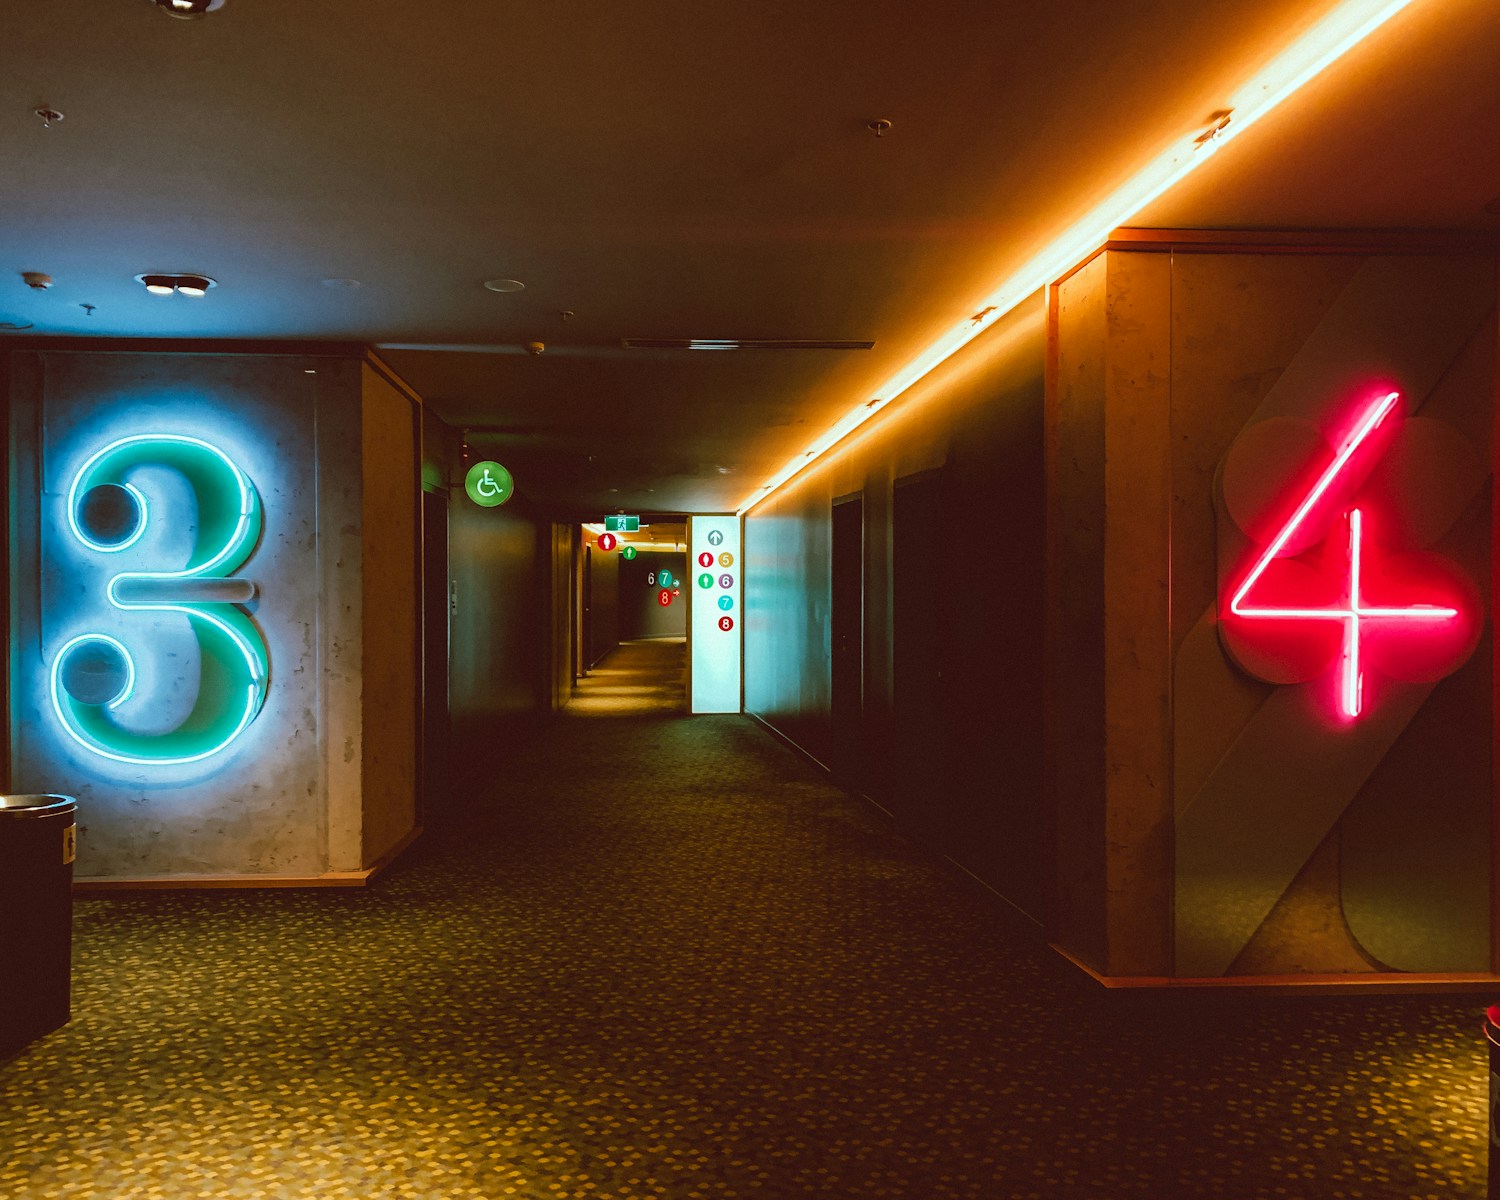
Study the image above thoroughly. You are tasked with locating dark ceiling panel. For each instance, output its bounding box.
[3,0,1494,513]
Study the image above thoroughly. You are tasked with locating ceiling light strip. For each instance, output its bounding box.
[737,0,1421,515]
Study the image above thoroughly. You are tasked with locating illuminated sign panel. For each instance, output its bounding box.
[605,515,640,532]
[464,460,513,508]
[1220,390,1478,720]
[49,434,270,764]
[689,516,741,713]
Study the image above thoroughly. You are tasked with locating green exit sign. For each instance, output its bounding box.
[605,515,640,532]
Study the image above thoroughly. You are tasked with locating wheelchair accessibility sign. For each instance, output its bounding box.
[464,461,514,508]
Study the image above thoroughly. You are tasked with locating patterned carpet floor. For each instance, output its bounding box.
[0,638,1489,1198]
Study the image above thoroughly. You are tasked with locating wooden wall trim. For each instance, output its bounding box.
[74,826,423,893]
[1052,942,1500,995]
[1106,227,1500,257]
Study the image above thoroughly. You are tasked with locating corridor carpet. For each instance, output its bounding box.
[0,639,1487,1198]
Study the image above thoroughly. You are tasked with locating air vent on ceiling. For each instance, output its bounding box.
[621,338,874,351]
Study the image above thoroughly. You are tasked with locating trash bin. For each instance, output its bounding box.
[0,795,77,1058]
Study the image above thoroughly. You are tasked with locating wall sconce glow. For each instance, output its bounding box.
[738,0,1423,513]
[1223,392,1469,720]
[50,434,269,765]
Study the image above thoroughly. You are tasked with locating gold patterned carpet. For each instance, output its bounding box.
[0,639,1488,1198]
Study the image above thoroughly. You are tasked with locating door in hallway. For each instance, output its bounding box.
[420,489,451,813]
[830,493,864,788]
[890,470,952,847]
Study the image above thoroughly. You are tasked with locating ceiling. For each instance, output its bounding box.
[4,0,1498,516]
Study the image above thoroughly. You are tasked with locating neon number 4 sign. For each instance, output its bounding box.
[1222,391,1477,721]
[49,434,270,765]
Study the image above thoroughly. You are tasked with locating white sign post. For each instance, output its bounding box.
[688,515,741,713]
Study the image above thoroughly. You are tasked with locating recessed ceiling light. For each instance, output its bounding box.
[150,0,227,19]
[321,277,362,290]
[135,272,217,296]
[0,319,35,332]
[483,278,526,293]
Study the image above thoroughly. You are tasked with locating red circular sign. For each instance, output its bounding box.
[718,615,734,632]
[658,589,673,607]
[698,551,715,568]
[597,532,617,552]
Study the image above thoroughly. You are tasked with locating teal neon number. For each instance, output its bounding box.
[49,434,270,766]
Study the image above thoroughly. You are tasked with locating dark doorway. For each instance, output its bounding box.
[580,545,593,679]
[420,488,450,815]
[830,493,864,788]
[890,470,951,847]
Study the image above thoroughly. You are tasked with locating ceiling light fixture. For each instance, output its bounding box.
[136,272,217,297]
[622,338,874,351]
[737,0,1425,514]
[483,278,526,293]
[149,0,227,19]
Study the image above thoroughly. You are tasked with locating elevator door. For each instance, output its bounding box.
[830,494,864,788]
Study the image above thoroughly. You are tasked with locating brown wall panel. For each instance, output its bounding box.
[449,485,543,736]
[1047,260,1109,965]
[359,365,420,866]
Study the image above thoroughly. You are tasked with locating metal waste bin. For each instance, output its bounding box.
[0,795,77,1058]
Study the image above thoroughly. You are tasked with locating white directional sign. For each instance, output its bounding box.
[689,515,741,713]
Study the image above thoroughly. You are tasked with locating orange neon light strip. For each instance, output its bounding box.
[739,0,1425,514]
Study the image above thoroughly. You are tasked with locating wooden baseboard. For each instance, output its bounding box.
[1051,942,1500,995]
[74,825,423,894]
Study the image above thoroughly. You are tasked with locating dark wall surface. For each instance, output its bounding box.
[586,543,620,668]
[449,493,542,732]
[743,295,1050,925]
[620,550,688,639]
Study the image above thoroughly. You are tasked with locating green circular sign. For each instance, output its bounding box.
[658,568,675,587]
[698,572,714,589]
[464,461,513,508]
[621,545,638,560]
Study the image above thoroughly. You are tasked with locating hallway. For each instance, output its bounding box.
[0,641,1487,1199]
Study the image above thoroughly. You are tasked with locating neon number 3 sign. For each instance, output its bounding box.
[1222,391,1476,720]
[49,435,270,765]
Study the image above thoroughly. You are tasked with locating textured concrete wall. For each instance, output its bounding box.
[1048,246,1496,980]
[6,352,362,879]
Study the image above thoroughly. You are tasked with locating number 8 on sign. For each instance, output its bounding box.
[718,615,734,632]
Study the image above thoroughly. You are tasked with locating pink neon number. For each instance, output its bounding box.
[1228,391,1458,719]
